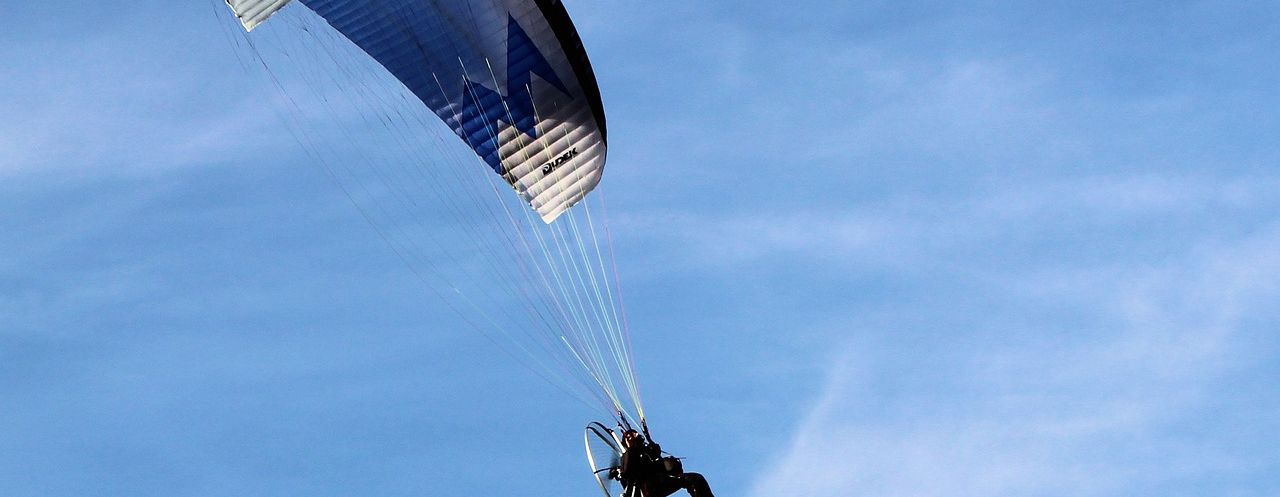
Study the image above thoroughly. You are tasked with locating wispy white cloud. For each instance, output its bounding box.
[746,195,1280,497]
[0,18,284,179]
[617,173,1280,278]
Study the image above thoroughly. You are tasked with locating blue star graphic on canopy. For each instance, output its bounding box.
[453,16,572,175]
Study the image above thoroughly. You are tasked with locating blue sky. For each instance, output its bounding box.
[3,1,1280,496]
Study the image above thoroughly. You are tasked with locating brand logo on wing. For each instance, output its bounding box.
[542,147,579,176]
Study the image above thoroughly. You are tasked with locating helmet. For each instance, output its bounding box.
[622,429,643,447]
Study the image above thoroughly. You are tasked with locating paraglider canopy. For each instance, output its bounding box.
[225,0,609,223]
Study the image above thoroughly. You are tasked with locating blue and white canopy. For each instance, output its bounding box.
[226,0,608,223]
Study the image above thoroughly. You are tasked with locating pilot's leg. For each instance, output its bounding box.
[680,472,715,497]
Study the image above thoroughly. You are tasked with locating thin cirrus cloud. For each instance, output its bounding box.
[0,12,283,178]
[616,173,1280,277]
[747,224,1280,497]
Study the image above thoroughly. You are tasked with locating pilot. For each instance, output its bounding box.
[617,430,715,497]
